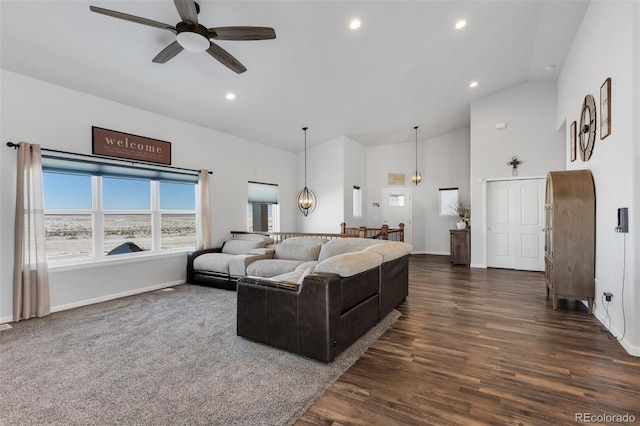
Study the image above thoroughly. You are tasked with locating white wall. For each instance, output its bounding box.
[557,1,639,355]
[295,135,344,233]
[470,81,565,267]
[0,70,296,322]
[343,137,368,229]
[366,127,470,253]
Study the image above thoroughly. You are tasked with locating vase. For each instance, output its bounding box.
[456,221,466,230]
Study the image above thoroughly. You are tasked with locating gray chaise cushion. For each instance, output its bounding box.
[193,253,233,275]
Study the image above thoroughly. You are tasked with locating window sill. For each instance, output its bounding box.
[48,248,191,272]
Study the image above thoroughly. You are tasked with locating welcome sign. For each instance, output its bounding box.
[92,126,172,165]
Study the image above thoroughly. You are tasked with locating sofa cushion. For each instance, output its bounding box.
[294,260,319,272]
[298,265,316,284]
[233,234,274,245]
[246,259,306,278]
[315,251,383,277]
[222,239,264,255]
[193,253,232,274]
[364,242,413,262]
[275,243,321,261]
[318,238,386,262]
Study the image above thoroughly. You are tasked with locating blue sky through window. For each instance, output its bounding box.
[160,182,195,210]
[43,173,195,210]
[43,173,91,209]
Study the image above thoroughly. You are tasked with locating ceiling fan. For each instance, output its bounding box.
[90,0,276,73]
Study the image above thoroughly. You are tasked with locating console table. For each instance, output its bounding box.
[450,229,470,265]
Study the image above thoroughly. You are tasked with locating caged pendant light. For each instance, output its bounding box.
[410,125,423,185]
[296,127,318,216]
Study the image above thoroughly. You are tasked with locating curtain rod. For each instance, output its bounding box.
[6,142,212,175]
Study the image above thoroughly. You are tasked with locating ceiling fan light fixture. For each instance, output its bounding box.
[455,20,467,30]
[176,31,210,52]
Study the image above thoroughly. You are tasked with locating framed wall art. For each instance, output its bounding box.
[570,121,577,162]
[92,126,172,165]
[388,173,405,185]
[600,77,611,139]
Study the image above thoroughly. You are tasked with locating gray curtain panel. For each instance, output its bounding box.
[13,142,50,322]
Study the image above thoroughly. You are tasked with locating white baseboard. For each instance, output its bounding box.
[50,280,185,314]
[593,306,640,357]
[411,251,449,255]
[0,280,185,324]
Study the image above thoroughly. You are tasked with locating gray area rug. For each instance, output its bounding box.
[0,284,400,426]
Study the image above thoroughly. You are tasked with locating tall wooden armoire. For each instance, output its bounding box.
[544,170,595,313]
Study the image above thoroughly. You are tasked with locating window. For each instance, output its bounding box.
[42,157,197,262]
[247,181,279,232]
[388,194,405,207]
[353,185,362,217]
[439,187,459,216]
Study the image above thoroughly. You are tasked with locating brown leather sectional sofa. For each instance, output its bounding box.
[236,239,412,362]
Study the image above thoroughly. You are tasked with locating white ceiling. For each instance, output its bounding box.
[1,0,588,152]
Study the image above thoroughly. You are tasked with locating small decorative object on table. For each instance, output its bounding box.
[452,201,471,229]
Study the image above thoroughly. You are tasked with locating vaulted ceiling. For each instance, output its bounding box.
[1,1,588,152]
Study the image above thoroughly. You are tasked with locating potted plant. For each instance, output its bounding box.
[452,201,470,229]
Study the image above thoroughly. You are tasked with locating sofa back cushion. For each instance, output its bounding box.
[318,238,386,262]
[233,234,275,245]
[222,239,264,255]
[274,237,327,261]
[315,251,383,277]
[364,241,413,262]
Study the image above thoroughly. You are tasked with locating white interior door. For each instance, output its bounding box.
[381,188,412,245]
[487,179,544,271]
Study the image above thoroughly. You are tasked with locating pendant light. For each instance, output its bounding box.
[296,127,318,216]
[411,125,423,185]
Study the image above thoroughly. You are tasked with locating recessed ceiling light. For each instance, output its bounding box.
[350,19,361,30]
[226,93,236,100]
[455,20,467,30]
[469,81,478,88]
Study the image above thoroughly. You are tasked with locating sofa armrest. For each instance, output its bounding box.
[228,253,275,277]
[237,273,342,362]
[187,247,222,283]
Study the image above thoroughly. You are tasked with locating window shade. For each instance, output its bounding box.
[248,181,278,204]
[41,154,199,184]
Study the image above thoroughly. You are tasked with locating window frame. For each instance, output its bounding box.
[439,187,459,217]
[43,173,197,265]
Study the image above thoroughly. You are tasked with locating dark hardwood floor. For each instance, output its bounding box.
[297,255,640,425]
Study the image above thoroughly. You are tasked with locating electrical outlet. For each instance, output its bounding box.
[604,292,613,302]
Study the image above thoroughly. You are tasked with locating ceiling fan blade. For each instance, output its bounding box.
[152,41,184,63]
[209,26,276,41]
[173,0,198,24]
[206,42,247,74]
[90,6,176,33]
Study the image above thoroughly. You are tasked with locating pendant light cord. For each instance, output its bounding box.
[414,125,419,175]
[302,127,308,187]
